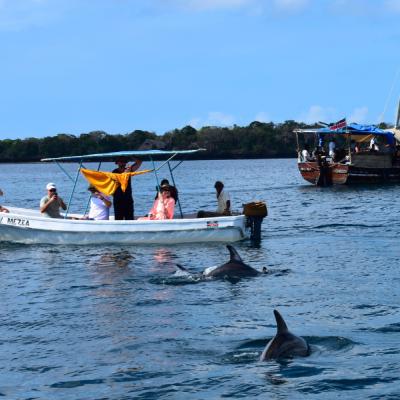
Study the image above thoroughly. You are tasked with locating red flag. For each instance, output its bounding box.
[329,118,347,131]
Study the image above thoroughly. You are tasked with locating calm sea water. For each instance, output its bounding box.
[0,159,399,399]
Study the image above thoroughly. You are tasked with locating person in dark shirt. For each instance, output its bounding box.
[112,156,142,220]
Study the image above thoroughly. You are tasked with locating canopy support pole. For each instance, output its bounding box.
[167,161,183,219]
[54,161,75,183]
[64,160,83,219]
[150,156,160,190]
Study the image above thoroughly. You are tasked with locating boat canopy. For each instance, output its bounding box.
[41,149,205,162]
[295,123,395,145]
[40,148,205,219]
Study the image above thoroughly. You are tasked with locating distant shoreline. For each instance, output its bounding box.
[0,120,393,162]
[0,155,297,163]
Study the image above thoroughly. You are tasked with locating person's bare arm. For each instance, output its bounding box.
[59,197,67,210]
[40,196,56,213]
[127,158,142,172]
[95,192,111,208]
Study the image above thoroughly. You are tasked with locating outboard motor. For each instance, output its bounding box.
[243,201,268,242]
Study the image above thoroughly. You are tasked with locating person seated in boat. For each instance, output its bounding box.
[0,188,9,213]
[312,146,325,159]
[139,185,175,220]
[155,179,179,203]
[350,140,357,153]
[328,138,336,158]
[300,144,311,162]
[40,183,67,218]
[333,148,347,163]
[197,181,231,218]
[393,145,400,165]
[369,136,379,152]
[86,185,112,220]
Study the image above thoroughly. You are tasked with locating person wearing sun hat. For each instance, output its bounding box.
[40,183,67,218]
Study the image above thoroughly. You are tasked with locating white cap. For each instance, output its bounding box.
[46,182,57,190]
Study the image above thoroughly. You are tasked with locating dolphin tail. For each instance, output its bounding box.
[273,309,289,334]
[226,245,243,263]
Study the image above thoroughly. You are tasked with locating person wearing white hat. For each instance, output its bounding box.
[40,183,66,218]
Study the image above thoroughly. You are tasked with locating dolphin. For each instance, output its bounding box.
[176,245,264,281]
[260,310,310,360]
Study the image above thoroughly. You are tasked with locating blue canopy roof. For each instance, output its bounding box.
[41,149,205,162]
[317,123,390,135]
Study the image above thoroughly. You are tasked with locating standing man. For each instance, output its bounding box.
[112,156,142,220]
[40,183,67,218]
[215,181,231,216]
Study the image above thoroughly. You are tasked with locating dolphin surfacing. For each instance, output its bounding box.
[260,310,310,360]
[174,245,261,281]
[203,245,259,279]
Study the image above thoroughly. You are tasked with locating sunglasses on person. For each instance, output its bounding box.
[49,189,57,193]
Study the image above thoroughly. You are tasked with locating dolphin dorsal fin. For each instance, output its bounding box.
[227,245,243,263]
[274,310,289,334]
[176,264,188,272]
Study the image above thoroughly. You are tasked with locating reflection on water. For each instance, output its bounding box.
[152,248,177,265]
[93,250,134,269]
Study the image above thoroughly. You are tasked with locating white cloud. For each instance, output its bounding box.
[349,106,368,123]
[207,111,236,125]
[299,105,337,124]
[187,117,202,129]
[162,0,313,13]
[0,0,68,31]
[254,111,271,122]
[188,112,236,128]
[384,0,400,12]
[167,0,257,12]
[273,0,310,12]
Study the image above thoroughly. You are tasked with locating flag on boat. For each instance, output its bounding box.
[329,118,347,131]
[81,168,152,195]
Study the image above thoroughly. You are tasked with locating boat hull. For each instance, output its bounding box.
[0,208,248,245]
[298,161,400,185]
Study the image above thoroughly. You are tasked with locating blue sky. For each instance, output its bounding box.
[1,0,400,139]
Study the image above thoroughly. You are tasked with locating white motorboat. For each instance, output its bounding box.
[0,207,247,244]
[0,149,249,245]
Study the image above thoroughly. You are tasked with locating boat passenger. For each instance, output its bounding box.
[112,156,142,220]
[0,188,9,213]
[40,183,67,218]
[139,185,175,220]
[369,136,379,152]
[87,185,112,220]
[328,138,336,158]
[197,181,231,218]
[155,179,179,203]
[301,145,311,162]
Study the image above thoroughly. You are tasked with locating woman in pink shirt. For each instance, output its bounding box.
[140,186,175,220]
